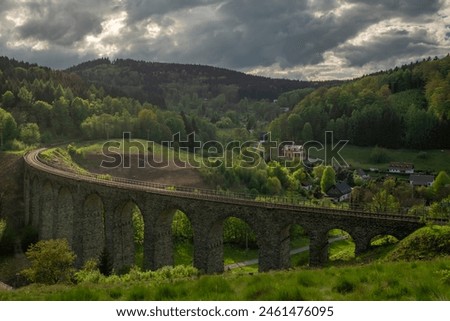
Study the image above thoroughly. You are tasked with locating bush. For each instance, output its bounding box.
[21,239,76,284]
[74,259,105,284]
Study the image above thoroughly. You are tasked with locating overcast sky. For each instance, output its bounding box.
[1,0,449,80]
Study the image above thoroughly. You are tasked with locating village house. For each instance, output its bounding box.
[388,162,414,174]
[356,168,370,180]
[282,144,304,160]
[409,174,435,187]
[326,182,352,202]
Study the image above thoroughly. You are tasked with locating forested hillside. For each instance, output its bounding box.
[0,56,329,149]
[269,56,450,149]
[2,55,450,150]
[0,56,187,146]
[67,58,334,107]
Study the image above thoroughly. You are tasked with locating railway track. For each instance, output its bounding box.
[24,148,449,225]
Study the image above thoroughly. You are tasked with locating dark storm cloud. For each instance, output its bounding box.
[117,0,448,72]
[338,28,438,67]
[0,0,13,13]
[346,0,443,18]
[17,0,113,46]
[119,0,387,69]
[0,0,448,78]
[123,0,223,23]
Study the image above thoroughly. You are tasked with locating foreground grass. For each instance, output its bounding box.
[0,257,448,300]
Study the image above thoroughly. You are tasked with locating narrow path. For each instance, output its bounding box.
[225,236,346,270]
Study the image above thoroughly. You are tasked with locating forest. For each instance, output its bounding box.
[1,55,450,153]
[0,56,331,149]
[269,56,450,149]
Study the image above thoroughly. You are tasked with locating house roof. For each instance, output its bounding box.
[326,182,352,197]
[389,162,414,170]
[409,174,435,186]
[283,144,303,151]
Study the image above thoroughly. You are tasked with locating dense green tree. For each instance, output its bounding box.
[312,165,326,182]
[138,109,157,138]
[164,113,186,137]
[71,97,90,128]
[320,166,336,193]
[51,97,73,135]
[268,161,291,189]
[265,176,282,195]
[432,171,450,197]
[17,86,33,107]
[0,108,18,145]
[32,100,53,130]
[429,196,450,218]
[216,116,234,129]
[19,123,41,145]
[371,189,400,213]
[1,91,15,109]
[404,108,438,148]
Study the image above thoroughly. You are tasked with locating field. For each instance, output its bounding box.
[52,140,212,189]
[309,144,450,173]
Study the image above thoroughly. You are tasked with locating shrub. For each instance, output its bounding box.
[74,259,105,284]
[21,239,76,284]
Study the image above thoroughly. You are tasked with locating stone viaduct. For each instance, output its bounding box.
[23,149,437,274]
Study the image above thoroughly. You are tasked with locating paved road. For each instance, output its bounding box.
[225,236,346,270]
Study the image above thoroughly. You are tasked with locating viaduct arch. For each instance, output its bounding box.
[24,149,444,273]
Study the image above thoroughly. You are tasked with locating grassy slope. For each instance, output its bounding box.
[387,226,450,261]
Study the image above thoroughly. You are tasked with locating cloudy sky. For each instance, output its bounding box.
[1,0,449,80]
